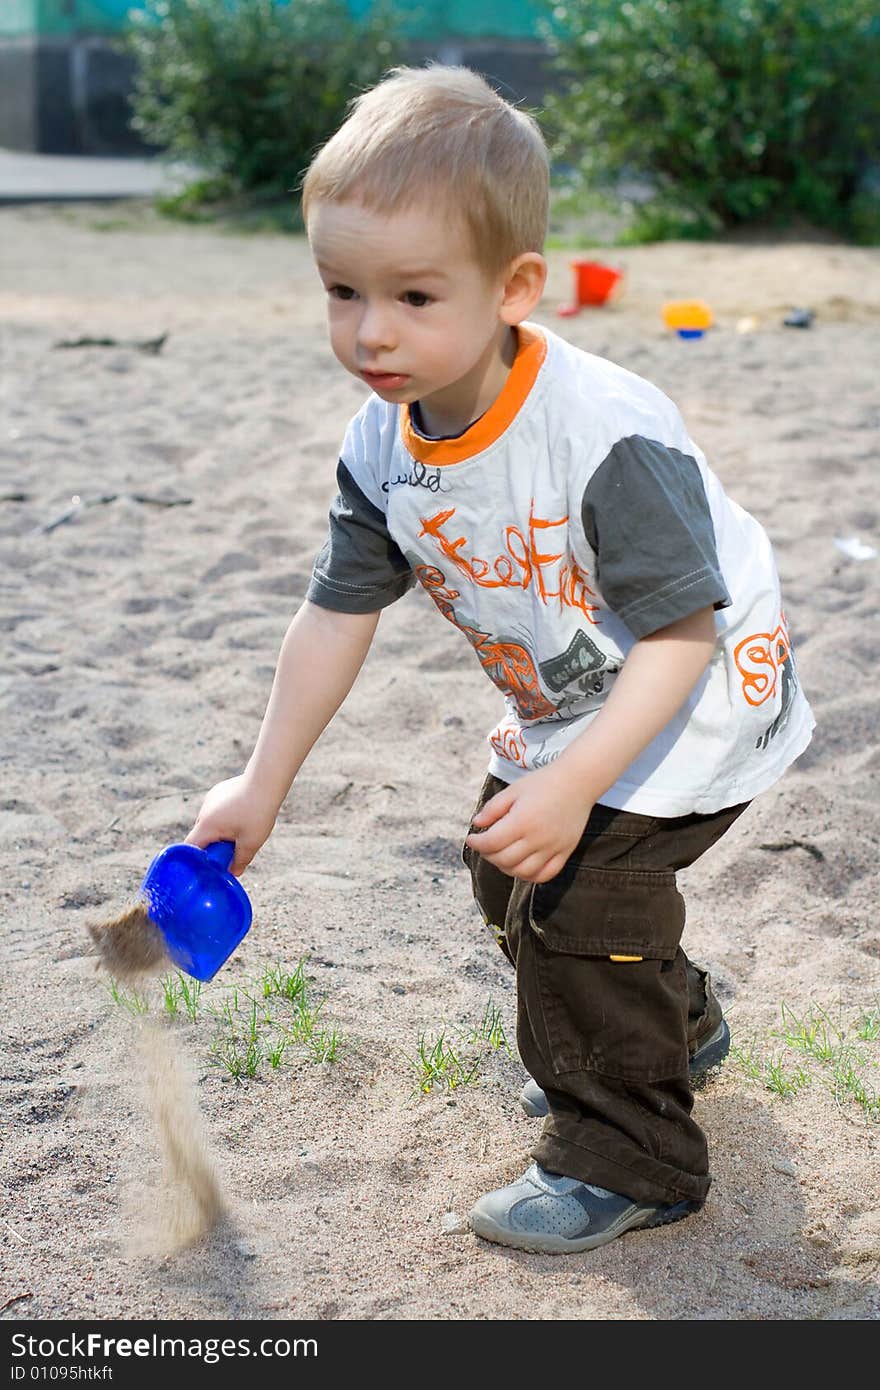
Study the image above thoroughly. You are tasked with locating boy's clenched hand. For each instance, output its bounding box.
[464,607,720,884]
[184,773,278,878]
[464,763,593,883]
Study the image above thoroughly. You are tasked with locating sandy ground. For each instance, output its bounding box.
[1,202,879,1322]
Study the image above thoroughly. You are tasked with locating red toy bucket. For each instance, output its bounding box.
[571,260,622,305]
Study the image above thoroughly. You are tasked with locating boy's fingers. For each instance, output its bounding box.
[466,813,529,855]
[184,822,236,854]
[183,817,218,850]
[505,850,549,882]
[471,842,569,882]
[529,851,568,884]
[472,788,516,826]
[465,823,507,854]
[479,837,531,871]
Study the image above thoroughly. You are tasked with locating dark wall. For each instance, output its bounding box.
[408,39,555,112]
[0,39,39,151]
[0,34,553,155]
[0,35,148,154]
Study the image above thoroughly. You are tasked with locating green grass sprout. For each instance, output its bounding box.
[764,1056,812,1098]
[260,962,307,1003]
[106,957,343,1079]
[409,1031,482,1096]
[108,979,150,1016]
[309,1026,341,1064]
[209,1031,262,1082]
[265,1031,290,1069]
[464,999,513,1056]
[732,999,879,1121]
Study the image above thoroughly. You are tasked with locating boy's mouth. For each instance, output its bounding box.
[361,369,410,391]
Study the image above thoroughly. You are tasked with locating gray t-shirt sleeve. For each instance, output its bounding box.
[306,459,415,613]
[581,436,731,639]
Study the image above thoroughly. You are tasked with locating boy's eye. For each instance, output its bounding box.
[325,284,430,307]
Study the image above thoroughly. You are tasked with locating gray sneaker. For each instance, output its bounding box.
[518,1018,731,1118]
[469,1163,702,1254]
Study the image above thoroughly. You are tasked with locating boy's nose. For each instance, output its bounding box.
[356,302,396,355]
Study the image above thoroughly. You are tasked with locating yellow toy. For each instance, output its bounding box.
[662,299,713,339]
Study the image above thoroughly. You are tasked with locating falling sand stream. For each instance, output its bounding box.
[90,903,225,1252]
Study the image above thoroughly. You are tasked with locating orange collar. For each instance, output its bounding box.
[400,324,547,465]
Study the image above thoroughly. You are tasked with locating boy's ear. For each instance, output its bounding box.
[499,252,548,324]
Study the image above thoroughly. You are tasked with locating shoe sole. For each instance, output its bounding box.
[689,1019,731,1081]
[519,1020,731,1118]
[519,1088,551,1118]
[469,1197,702,1254]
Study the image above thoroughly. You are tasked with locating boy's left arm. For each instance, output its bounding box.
[465,605,717,883]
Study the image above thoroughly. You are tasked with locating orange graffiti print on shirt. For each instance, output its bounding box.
[414,563,460,624]
[489,723,529,769]
[418,503,600,622]
[734,615,792,706]
[415,564,556,721]
[475,636,556,721]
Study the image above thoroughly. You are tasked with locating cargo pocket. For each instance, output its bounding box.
[526,864,688,1082]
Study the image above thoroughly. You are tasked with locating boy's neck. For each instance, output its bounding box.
[415,323,518,438]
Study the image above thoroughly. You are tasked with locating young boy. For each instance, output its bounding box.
[185,66,814,1254]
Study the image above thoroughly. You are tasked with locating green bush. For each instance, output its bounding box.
[127,0,403,202]
[541,0,880,238]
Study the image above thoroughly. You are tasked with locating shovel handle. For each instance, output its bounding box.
[205,840,235,871]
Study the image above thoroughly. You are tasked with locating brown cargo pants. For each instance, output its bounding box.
[462,774,750,1208]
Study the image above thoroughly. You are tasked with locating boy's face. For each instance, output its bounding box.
[308,197,526,428]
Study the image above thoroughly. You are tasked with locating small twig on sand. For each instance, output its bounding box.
[42,495,115,533]
[53,333,168,355]
[1,1218,28,1245]
[758,840,825,863]
[36,494,118,535]
[0,1292,33,1314]
[128,493,192,508]
[35,490,192,535]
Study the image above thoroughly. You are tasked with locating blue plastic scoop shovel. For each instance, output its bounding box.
[140,840,252,982]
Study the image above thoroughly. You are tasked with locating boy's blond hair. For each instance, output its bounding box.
[301,65,549,277]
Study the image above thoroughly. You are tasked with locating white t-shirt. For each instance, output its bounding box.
[308,322,814,815]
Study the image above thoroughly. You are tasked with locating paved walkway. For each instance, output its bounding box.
[0,148,196,203]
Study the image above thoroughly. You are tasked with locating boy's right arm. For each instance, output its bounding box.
[184,600,380,875]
